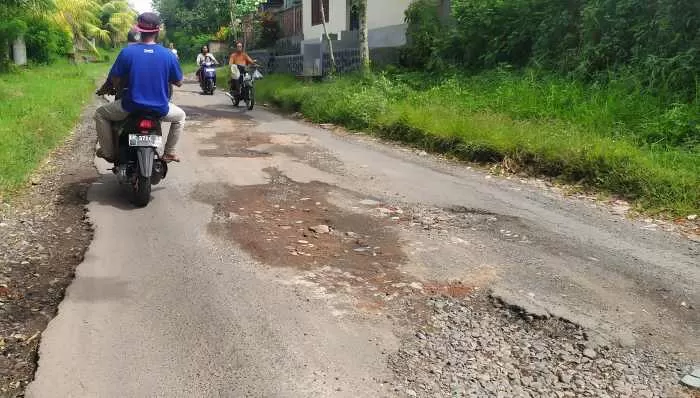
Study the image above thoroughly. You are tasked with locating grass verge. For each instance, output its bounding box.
[257,73,699,216]
[0,59,111,197]
[180,61,198,75]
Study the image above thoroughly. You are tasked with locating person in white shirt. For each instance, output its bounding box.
[169,43,178,59]
[195,45,218,82]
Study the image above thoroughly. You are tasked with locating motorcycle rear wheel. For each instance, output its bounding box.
[132,174,151,207]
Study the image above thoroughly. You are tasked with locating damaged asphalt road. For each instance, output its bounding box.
[26,83,698,397]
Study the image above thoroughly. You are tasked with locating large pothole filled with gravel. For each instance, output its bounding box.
[389,294,694,398]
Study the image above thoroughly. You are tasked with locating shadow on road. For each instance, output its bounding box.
[87,174,166,211]
[66,276,130,302]
[181,104,254,121]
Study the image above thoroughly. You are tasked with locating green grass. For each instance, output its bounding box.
[0,59,111,197]
[180,61,198,75]
[257,72,699,215]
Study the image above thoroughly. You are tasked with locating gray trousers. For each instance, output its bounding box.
[94,100,186,160]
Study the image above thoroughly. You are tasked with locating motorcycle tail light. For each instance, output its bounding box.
[138,119,155,132]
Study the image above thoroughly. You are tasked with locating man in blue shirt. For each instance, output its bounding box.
[94,12,185,163]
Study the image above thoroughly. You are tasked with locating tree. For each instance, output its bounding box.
[154,0,263,59]
[99,0,137,47]
[319,0,336,74]
[227,0,265,42]
[352,0,369,72]
[54,0,110,54]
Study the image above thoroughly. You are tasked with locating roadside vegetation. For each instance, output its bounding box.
[154,0,266,60]
[0,0,138,197]
[258,73,698,215]
[0,59,111,196]
[258,0,699,215]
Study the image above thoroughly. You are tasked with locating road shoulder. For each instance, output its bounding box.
[0,98,100,396]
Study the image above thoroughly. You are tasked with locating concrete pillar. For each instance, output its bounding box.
[12,35,27,66]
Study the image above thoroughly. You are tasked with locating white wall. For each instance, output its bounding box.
[303,0,412,41]
[367,0,411,30]
[302,0,347,41]
[368,24,408,48]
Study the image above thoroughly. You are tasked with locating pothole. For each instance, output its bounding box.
[192,168,404,296]
[405,205,532,244]
[198,129,272,158]
[191,168,476,313]
[388,294,692,398]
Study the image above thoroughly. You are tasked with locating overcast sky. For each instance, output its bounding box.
[130,0,153,13]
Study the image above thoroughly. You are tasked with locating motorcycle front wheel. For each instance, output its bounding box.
[247,86,255,110]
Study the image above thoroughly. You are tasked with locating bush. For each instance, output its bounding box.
[405,0,700,102]
[171,32,213,62]
[402,0,450,69]
[24,17,72,64]
[0,18,27,70]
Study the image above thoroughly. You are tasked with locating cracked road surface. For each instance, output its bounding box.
[27,82,698,397]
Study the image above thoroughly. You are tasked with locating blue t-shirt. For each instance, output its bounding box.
[110,43,182,116]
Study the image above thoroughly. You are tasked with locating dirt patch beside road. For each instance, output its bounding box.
[0,100,98,397]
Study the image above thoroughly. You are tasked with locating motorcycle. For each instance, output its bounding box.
[199,61,217,95]
[229,65,262,110]
[110,111,168,207]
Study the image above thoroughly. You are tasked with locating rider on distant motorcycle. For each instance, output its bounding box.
[196,45,218,83]
[94,12,186,163]
[228,41,257,95]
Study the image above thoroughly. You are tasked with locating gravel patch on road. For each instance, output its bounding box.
[389,294,696,398]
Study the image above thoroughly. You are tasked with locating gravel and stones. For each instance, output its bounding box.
[389,294,695,398]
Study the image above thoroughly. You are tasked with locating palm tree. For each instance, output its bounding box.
[99,0,137,47]
[54,0,110,54]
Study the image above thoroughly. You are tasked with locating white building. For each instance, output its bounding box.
[301,0,413,48]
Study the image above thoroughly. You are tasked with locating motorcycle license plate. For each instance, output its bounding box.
[128,134,162,147]
[205,68,216,72]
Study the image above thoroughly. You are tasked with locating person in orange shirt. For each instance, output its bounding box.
[228,41,257,95]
